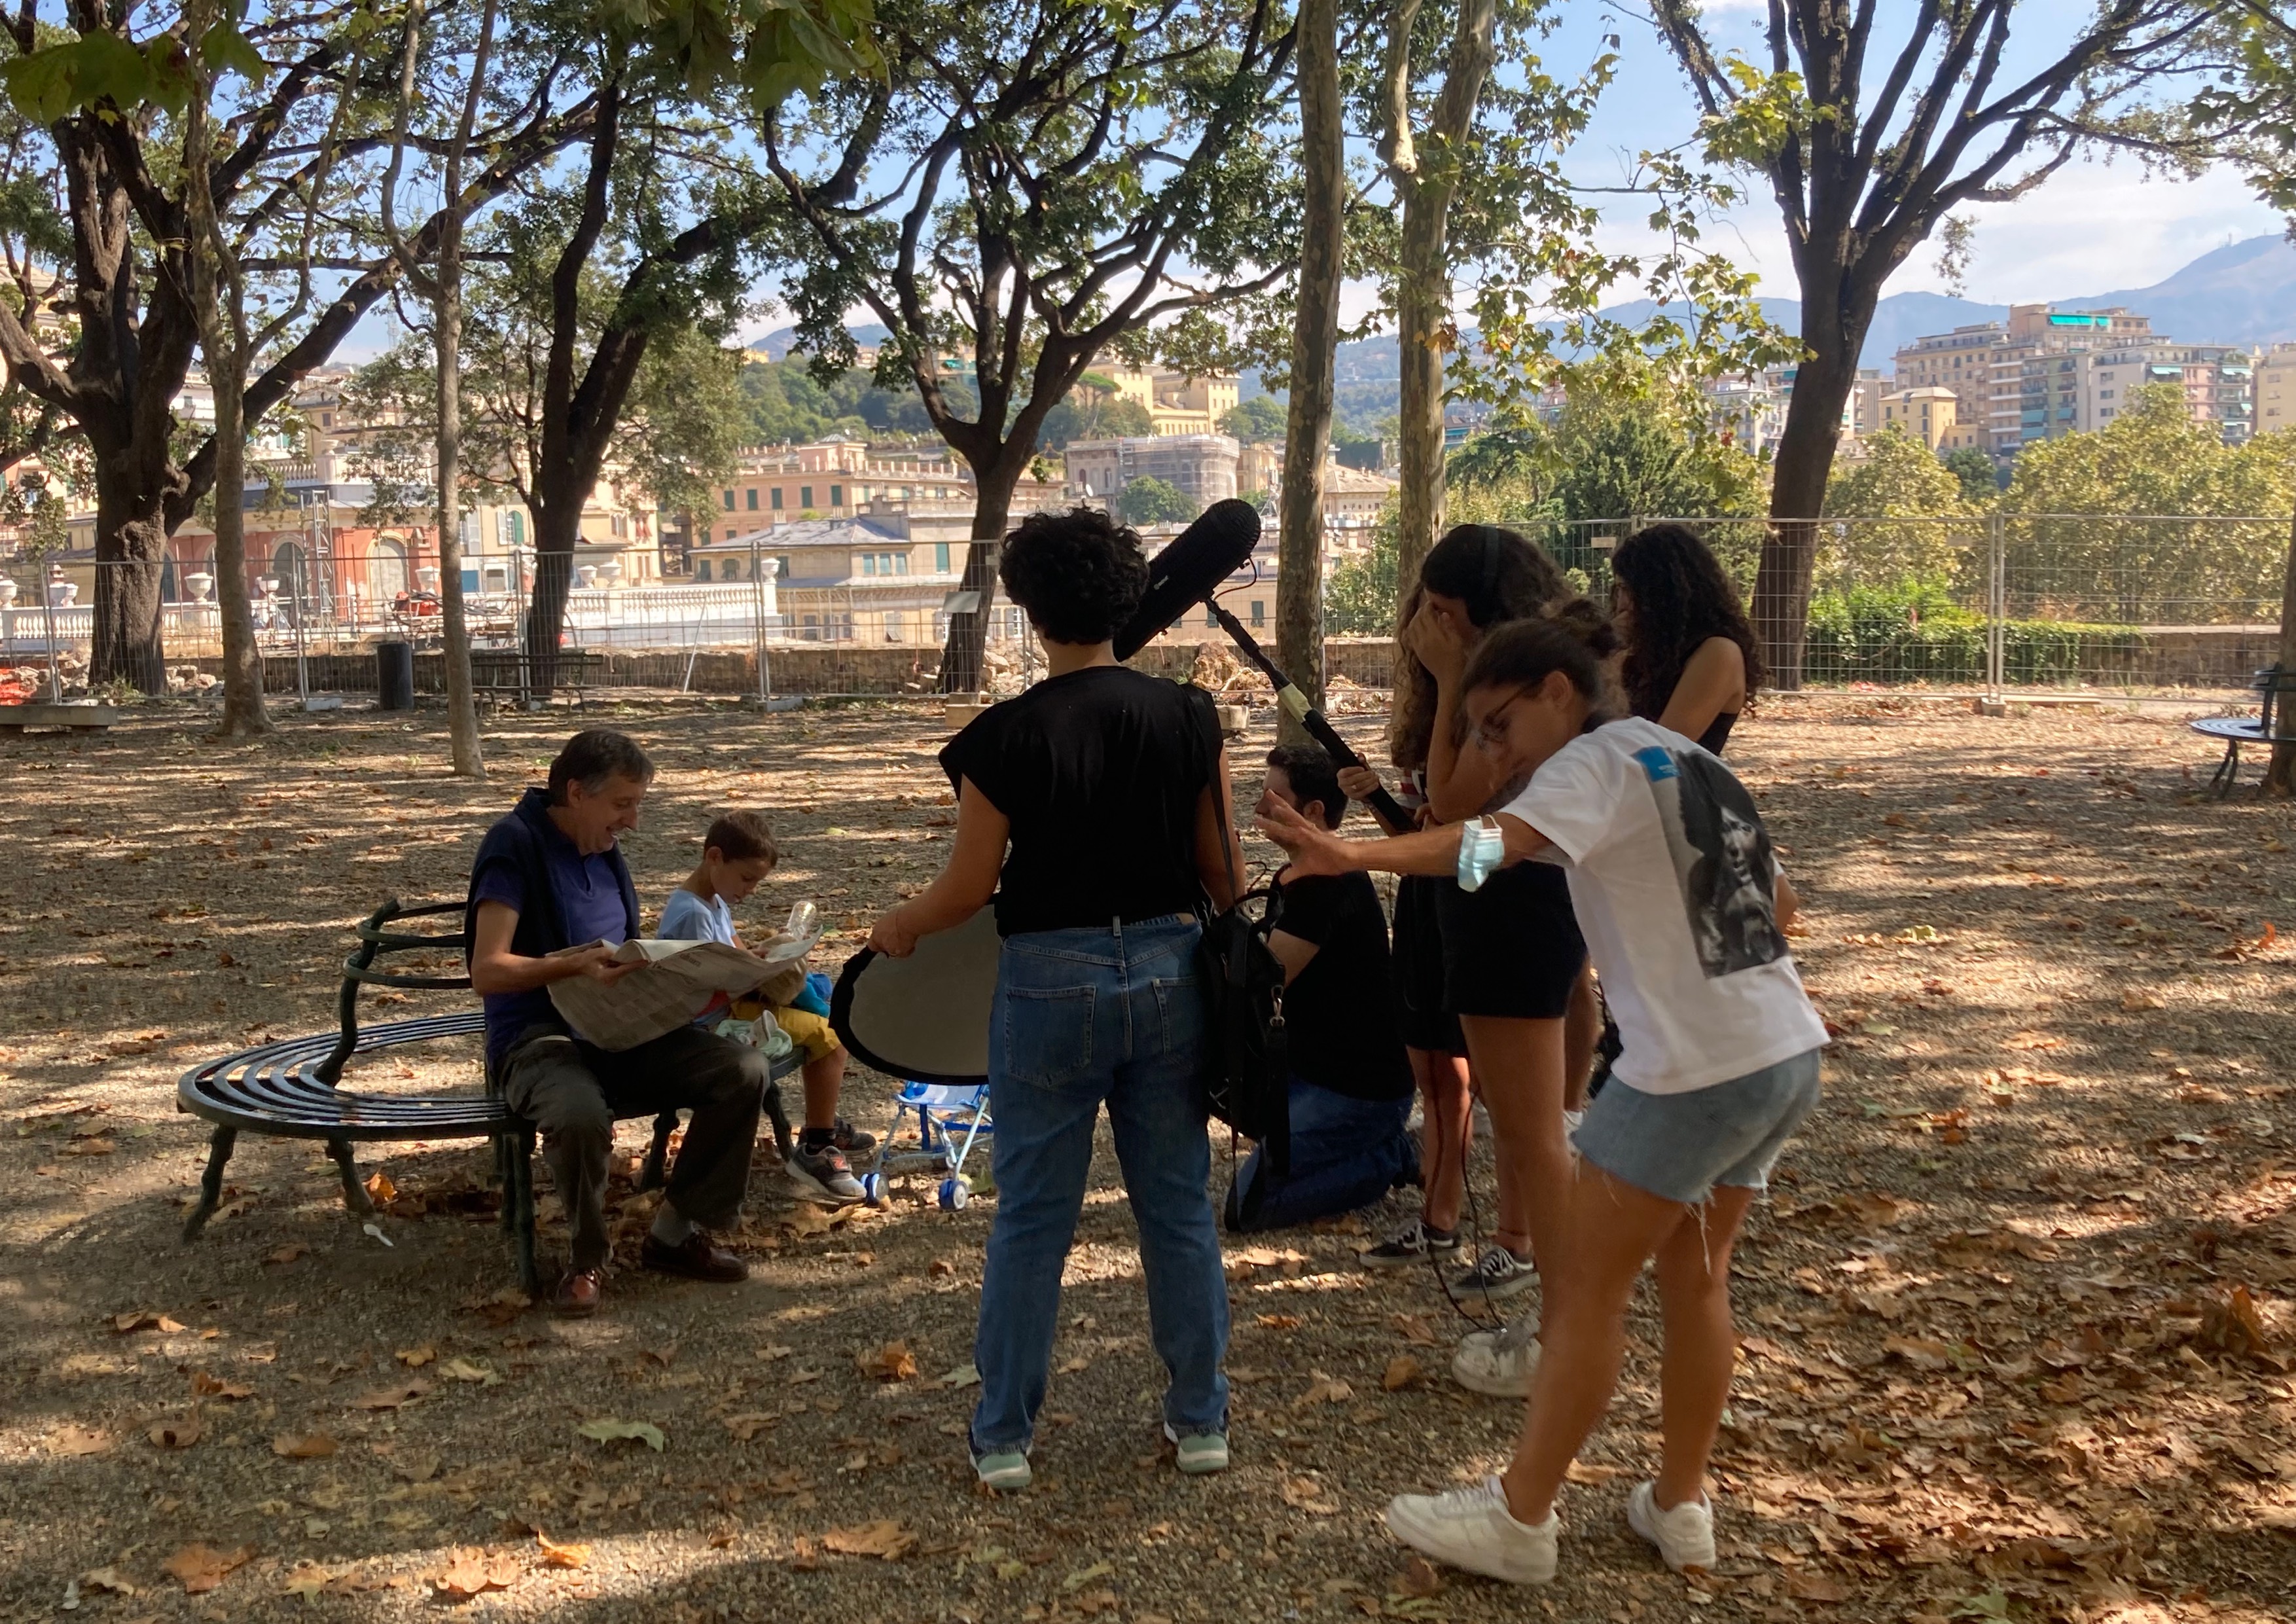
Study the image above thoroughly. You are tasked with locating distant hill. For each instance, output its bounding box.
[745,323,893,360]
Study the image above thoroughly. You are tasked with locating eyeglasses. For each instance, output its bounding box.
[1471,687,1535,748]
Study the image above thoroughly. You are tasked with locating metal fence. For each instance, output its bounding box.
[9,511,2291,703]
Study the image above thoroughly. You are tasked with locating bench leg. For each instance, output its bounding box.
[2212,742,2241,798]
[493,1134,517,1232]
[509,1128,541,1297]
[327,1139,376,1218]
[181,1127,238,1241]
[637,1110,680,1192]
[764,1079,794,1163]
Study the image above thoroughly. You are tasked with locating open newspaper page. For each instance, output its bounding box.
[547,929,818,1053]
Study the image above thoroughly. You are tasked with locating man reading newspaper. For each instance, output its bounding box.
[463,729,764,1317]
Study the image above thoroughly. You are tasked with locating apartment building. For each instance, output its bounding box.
[1878,386,1975,451]
[2259,343,2296,432]
[1066,434,1243,509]
[1100,368,1241,437]
[687,503,980,644]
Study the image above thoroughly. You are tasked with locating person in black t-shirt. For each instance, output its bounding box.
[1224,744,1419,1233]
[867,507,1243,1490]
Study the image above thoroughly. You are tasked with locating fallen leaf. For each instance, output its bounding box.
[162,1543,255,1595]
[2121,990,2166,1011]
[79,1566,136,1597]
[534,1532,590,1569]
[439,1358,497,1384]
[1564,1461,1627,1484]
[190,1372,253,1400]
[856,1341,918,1382]
[433,1547,520,1600]
[1064,1561,1118,1589]
[823,1519,916,1560]
[1394,1555,1446,1599]
[111,1311,185,1335]
[1058,1355,1091,1375]
[1381,1356,1426,1392]
[1295,1373,1354,1407]
[577,1417,666,1451]
[394,1344,436,1368]
[1256,1313,1304,1330]
[1786,1572,1850,1603]
[723,1412,778,1441]
[50,1424,113,1456]
[1282,1476,1341,1513]
[2203,1284,2273,1360]
[1884,1335,1955,1371]
[272,1434,338,1459]
[264,1244,309,1266]
[363,1171,397,1204]
[281,1561,336,1601]
[147,1414,203,1449]
[349,1380,431,1410]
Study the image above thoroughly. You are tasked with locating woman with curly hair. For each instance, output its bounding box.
[1607,523,1763,754]
[869,507,1244,1491]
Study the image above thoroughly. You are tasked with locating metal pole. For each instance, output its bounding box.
[1987,510,2005,702]
[751,535,770,702]
[293,546,311,704]
[41,563,62,701]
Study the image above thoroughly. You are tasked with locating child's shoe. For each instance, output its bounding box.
[789,1136,864,1203]
[1625,1481,1716,1572]
[829,1117,878,1158]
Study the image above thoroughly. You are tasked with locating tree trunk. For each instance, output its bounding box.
[2266,508,2296,796]
[525,490,580,695]
[204,357,270,736]
[941,461,1019,695]
[89,488,170,696]
[1393,192,1448,604]
[1275,0,1342,732]
[433,237,484,770]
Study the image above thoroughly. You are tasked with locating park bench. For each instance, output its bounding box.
[176,897,795,1293]
[0,702,122,734]
[469,647,601,711]
[2190,666,2296,797]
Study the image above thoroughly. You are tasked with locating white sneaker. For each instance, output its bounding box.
[1385,1475,1558,1585]
[1452,1314,1540,1398]
[1626,1480,1716,1573]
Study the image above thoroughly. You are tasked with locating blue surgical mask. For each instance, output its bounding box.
[1456,818,1505,892]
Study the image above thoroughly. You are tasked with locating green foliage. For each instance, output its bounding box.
[1822,426,1975,591]
[1324,515,1400,636]
[1801,583,2147,689]
[1998,385,2296,621]
[735,357,965,445]
[2193,6,2296,224]
[1940,448,1998,506]
[1039,393,1151,451]
[1218,395,1288,445]
[1115,476,1197,528]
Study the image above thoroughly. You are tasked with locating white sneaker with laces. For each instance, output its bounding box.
[1385,1475,1558,1585]
[1452,1313,1540,1397]
[1626,1480,1716,1573]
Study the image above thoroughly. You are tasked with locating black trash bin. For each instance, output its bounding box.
[376,640,415,711]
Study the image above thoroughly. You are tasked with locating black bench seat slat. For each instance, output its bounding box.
[179,1012,507,1141]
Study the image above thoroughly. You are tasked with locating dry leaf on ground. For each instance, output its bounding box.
[577,1417,666,1450]
[49,1424,112,1456]
[534,1532,590,1569]
[856,1340,918,1381]
[272,1433,338,1458]
[823,1520,916,1559]
[162,1543,255,1594]
[147,1414,202,1449]
[1382,1356,1426,1391]
[433,1548,520,1600]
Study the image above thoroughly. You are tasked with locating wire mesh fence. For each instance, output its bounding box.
[7,511,2291,705]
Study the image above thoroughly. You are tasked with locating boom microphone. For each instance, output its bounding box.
[1117,497,1410,833]
[1114,497,1263,660]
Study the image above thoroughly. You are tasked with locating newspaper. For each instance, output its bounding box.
[547,929,819,1053]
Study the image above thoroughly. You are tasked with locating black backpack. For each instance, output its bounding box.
[1197,801,1291,1176]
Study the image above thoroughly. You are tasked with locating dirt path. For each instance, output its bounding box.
[0,695,2291,1624]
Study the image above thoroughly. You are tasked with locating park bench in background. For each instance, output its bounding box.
[2190,666,2296,797]
[176,898,795,1293]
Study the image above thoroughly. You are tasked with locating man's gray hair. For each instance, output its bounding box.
[547,729,655,804]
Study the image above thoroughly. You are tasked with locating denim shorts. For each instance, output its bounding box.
[1571,1047,1822,1205]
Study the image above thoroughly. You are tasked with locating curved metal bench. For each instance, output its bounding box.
[2191,667,2296,797]
[176,898,795,1293]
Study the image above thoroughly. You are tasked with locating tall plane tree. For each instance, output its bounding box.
[1651,0,2219,685]
[758,0,1300,693]
[1274,0,1342,719]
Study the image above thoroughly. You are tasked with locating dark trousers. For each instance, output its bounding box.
[500,1025,767,1271]
[1225,1078,1416,1233]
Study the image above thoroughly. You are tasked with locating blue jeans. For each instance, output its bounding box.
[1225,1079,1415,1233]
[971,916,1230,1454]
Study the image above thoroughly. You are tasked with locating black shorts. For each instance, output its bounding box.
[1435,860,1588,1021]
[1391,874,1466,1056]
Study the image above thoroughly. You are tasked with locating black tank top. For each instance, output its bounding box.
[1696,712,1738,755]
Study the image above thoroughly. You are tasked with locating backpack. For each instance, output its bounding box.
[1197,798,1291,1176]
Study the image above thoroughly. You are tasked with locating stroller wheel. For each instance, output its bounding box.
[937,1176,971,1212]
[860,1172,887,1206]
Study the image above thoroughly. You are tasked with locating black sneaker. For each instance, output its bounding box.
[829,1117,878,1159]
[789,1139,864,1204]
[1360,1219,1460,1268]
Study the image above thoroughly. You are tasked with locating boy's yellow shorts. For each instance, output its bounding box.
[772,1006,840,1064]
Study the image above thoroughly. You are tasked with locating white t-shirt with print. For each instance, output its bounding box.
[1499,716,1827,1095]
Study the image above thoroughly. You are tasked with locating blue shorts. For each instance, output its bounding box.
[1571,1047,1822,1205]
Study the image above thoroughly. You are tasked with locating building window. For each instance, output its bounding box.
[1204,605,1219,628]
[801,486,815,509]
[776,556,791,579]
[830,485,843,508]
[723,490,736,510]
[1251,600,1265,626]
[771,488,784,509]
[891,551,908,575]
[697,560,711,581]
[860,554,876,577]
[935,542,951,572]
[744,488,758,511]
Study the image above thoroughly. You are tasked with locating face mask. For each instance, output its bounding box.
[1456,817,1505,893]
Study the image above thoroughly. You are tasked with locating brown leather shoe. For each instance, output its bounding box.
[552,1267,603,1317]
[640,1231,749,1283]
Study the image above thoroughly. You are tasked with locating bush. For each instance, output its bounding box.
[1799,581,2145,687]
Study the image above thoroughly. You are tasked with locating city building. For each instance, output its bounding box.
[2259,343,2296,432]
[688,503,980,644]
[1098,367,1240,437]
[1878,386,1964,450]
[1066,434,1242,510]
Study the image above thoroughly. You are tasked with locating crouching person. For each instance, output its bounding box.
[465,729,765,1316]
[1224,744,1419,1233]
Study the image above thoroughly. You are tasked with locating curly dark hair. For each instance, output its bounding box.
[1388,525,1577,771]
[998,506,1150,645]
[1609,523,1764,722]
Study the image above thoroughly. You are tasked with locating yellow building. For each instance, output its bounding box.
[1101,367,1241,436]
[2257,344,2296,433]
[1879,386,1962,450]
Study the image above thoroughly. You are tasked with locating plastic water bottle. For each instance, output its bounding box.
[784,901,820,942]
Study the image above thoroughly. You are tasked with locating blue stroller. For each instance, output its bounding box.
[859,1082,994,1210]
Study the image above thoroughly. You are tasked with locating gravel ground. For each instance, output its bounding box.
[1,691,2292,1624]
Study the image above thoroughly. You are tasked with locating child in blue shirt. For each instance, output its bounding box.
[659,811,873,1202]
